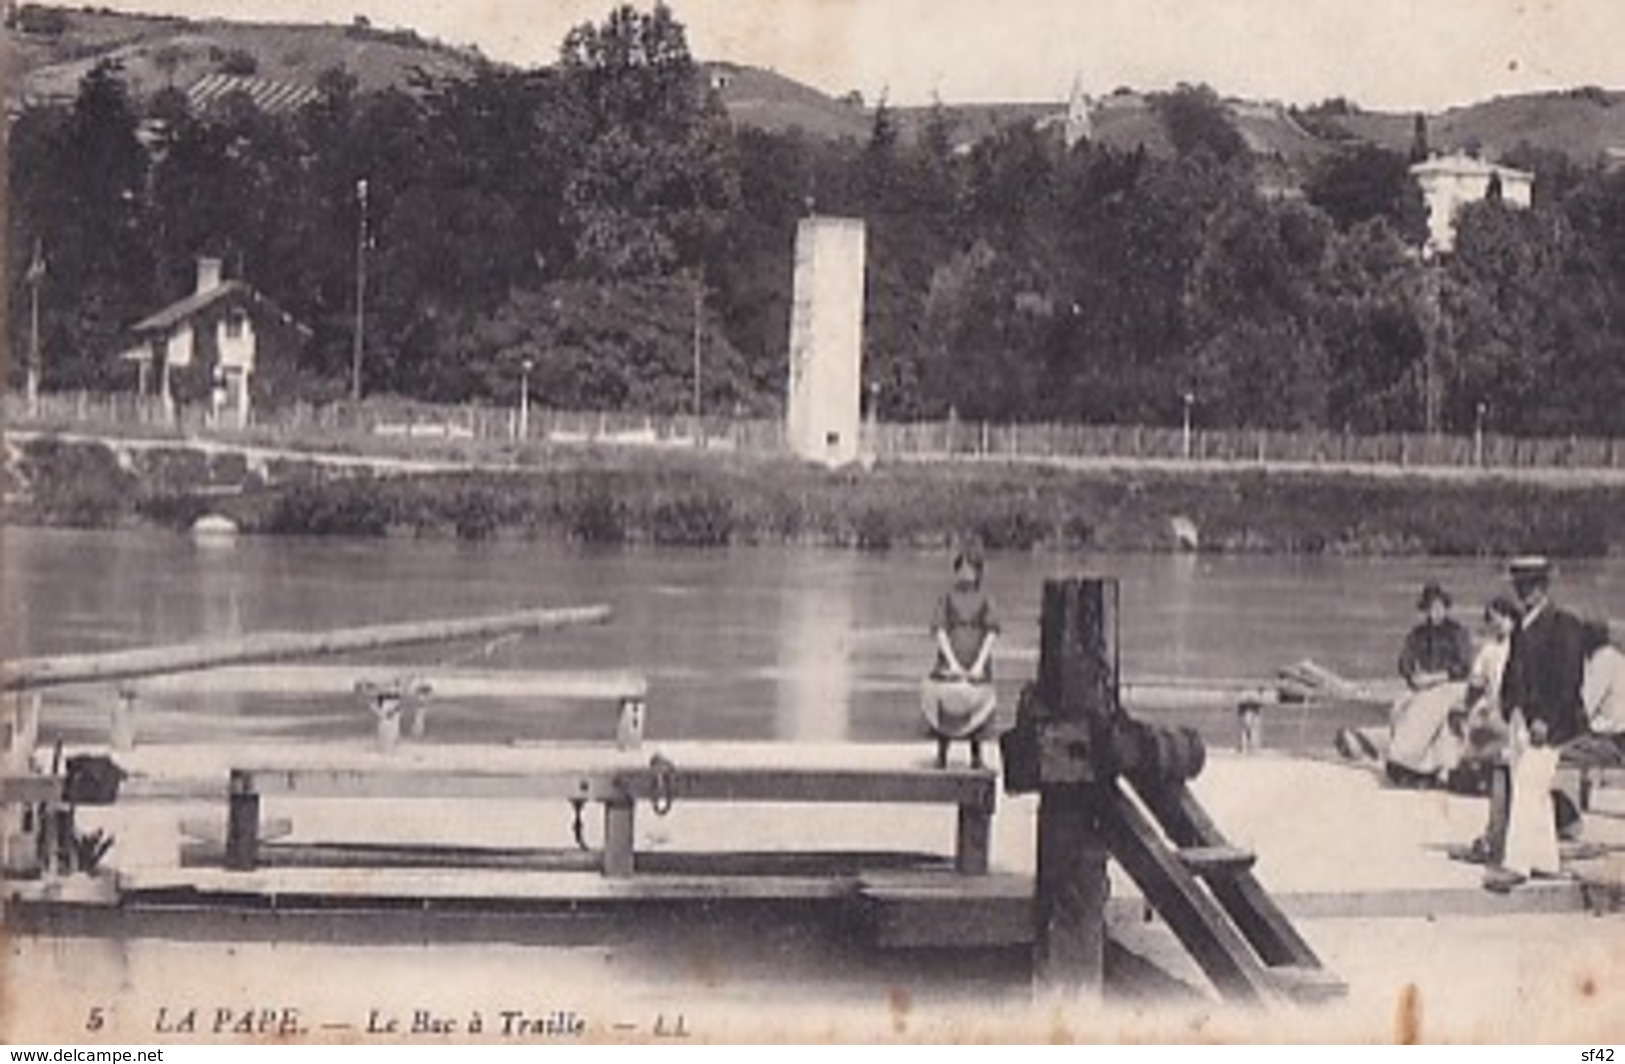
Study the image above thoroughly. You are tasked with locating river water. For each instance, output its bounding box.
[6,526,1623,748]
[5,526,1625,1038]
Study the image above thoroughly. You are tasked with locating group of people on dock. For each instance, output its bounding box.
[1371,556,1625,890]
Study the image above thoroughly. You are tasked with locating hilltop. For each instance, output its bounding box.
[10,5,483,105]
[11,4,1625,169]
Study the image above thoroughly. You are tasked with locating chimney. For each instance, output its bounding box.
[196,257,223,294]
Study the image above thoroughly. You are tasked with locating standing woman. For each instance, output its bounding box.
[923,546,1000,768]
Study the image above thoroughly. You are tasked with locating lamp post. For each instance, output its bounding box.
[691,270,704,442]
[1474,401,1488,467]
[519,358,533,442]
[1181,391,1195,460]
[350,178,369,402]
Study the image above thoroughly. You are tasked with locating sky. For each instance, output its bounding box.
[101,0,1625,111]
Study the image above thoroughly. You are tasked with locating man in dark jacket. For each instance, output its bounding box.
[1500,558,1588,746]
[1469,556,1590,885]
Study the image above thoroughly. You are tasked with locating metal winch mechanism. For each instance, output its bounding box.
[1001,579,1205,795]
[998,577,1341,1007]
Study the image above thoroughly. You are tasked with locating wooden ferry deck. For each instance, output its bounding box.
[6,739,1624,1041]
[11,740,1620,920]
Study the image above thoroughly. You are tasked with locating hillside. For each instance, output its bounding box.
[10,5,1625,171]
[11,5,483,106]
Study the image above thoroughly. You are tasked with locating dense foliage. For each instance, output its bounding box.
[10,3,1625,434]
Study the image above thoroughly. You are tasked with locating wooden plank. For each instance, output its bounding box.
[3,605,613,694]
[231,765,994,807]
[120,866,858,903]
[1100,784,1274,1005]
[182,841,602,873]
[237,767,623,801]
[178,816,293,845]
[616,766,997,806]
[1176,846,1257,876]
[0,773,63,803]
[130,665,649,702]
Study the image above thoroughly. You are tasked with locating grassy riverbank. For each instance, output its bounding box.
[6,434,1623,556]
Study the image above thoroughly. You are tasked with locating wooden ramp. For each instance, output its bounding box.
[1107,778,1344,1005]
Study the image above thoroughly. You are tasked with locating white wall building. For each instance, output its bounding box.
[1410,153,1534,256]
[786,217,867,467]
[120,258,306,427]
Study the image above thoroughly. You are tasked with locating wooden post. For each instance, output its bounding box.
[1036,784,1109,990]
[224,770,261,871]
[602,798,635,878]
[1032,578,1118,997]
[955,795,992,875]
[5,695,40,772]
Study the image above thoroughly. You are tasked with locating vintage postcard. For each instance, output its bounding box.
[4,0,1625,1045]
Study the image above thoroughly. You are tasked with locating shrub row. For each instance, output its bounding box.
[9,436,1624,558]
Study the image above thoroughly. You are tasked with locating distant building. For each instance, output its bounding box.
[1409,152,1534,256]
[1063,75,1092,150]
[120,258,309,427]
[786,217,866,467]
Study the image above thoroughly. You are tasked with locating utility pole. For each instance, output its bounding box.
[351,178,369,402]
[25,239,43,418]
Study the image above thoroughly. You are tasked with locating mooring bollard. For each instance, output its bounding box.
[224,769,260,871]
[616,697,646,751]
[1237,697,1263,753]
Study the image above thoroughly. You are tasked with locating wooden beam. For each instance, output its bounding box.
[2,605,613,694]
[1139,783,1321,970]
[236,768,625,802]
[1031,578,1116,996]
[125,665,648,701]
[1100,784,1273,1006]
[613,766,996,806]
[0,773,62,804]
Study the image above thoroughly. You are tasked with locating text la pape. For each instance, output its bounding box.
[154,1006,305,1036]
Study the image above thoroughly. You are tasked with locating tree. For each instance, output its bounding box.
[1314,218,1429,430]
[1306,143,1428,245]
[557,3,737,278]
[1409,113,1430,164]
[18,61,153,387]
[1186,192,1333,427]
[1152,84,1249,165]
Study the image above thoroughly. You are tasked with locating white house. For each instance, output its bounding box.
[1409,153,1534,257]
[120,258,307,427]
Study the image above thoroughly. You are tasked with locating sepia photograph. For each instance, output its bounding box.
[2,0,1624,1045]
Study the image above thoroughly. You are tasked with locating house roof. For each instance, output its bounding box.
[1409,153,1534,182]
[131,280,311,337]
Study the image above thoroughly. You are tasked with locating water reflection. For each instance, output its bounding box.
[775,553,854,742]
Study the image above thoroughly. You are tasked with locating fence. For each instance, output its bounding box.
[4,390,1623,472]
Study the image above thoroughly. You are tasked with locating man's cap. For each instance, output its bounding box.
[1508,555,1552,578]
